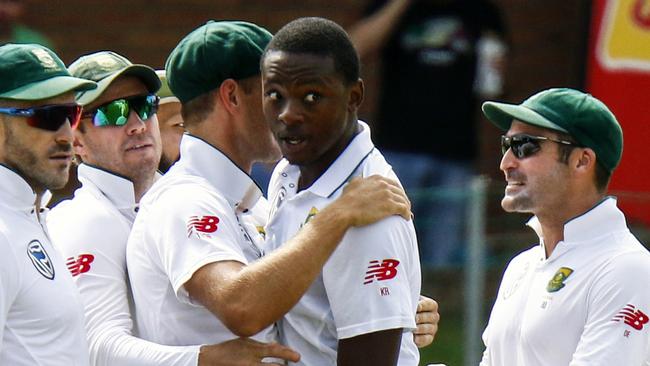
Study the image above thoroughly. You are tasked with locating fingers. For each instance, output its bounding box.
[260,342,301,363]
[414,333,434,348]
[417,295,439,314]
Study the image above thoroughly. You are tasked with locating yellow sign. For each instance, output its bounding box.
[598,0,650,70]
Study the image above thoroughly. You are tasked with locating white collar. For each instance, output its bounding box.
[527,196,626,246]
[279,121,375,198]
[77,163,139,211]
[0,164,49,213]
[177,134,262,211]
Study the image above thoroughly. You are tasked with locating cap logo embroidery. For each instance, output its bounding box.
[31,49,58,70]
[27,240,55,280]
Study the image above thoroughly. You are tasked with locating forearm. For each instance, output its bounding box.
[89,328,199,366]
[349,0,411,59]
[213,203,354,336]
[337,328,403,366]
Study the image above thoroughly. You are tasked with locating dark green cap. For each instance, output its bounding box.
[0,43,96,100]
[68,51,161,106]
[166,20,272,104]
[482,88,623,173]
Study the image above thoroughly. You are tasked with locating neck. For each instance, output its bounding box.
[132,175,154,202]
[297,120,361,191]
[187,118,254,175]
[536,192,605,258]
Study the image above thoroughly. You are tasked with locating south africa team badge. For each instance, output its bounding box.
[546,267,573,293]
[27,240,55,280]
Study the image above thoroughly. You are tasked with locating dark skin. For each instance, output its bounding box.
[262,50,403,365]
[262,51,362,190]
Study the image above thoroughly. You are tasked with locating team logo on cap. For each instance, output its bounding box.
[27,240,55,280]
[31,49,58,70]
[612,304,649,331]
[546,267,573,292]
[187,215,220,238]
[364,259,400,284]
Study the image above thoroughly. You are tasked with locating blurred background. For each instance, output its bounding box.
[4,0,649,365]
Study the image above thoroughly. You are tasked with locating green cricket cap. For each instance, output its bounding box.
[0,43,96,101]
[155,69,179,104]
[68,51,161,106]
[166,20,272,104]
[482,88,623,173]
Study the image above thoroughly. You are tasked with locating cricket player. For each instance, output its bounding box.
[47,50,301,365]
[0,43,95,365]
[260,17,421,365]
[126,20,425,359]
[480,88,650,365]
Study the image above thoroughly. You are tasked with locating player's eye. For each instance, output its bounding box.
[266,90,281,101]
[304,92,320,104]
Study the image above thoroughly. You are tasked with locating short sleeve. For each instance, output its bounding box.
[322,215,419,339]
[149,185,249,304]
[570,251,650,365]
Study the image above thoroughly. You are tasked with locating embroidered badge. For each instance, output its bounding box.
[27,240,55,280]
[546,267,573,292]
[66,254,95,277]
[187,215,220,238]
[364,259,400,284]
[612,304,649,331]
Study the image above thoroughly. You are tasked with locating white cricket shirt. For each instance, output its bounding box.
[265,122,421,366]
[0,164,89,365]
[126,134,275,346]
[47,164,199,366]
[481,197,650,366]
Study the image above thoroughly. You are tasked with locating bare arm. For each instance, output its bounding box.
[198,338,300,366]
[185,175,411,336]
[414,295,439,348]
[348,0,412,60]
[337,328,403,366]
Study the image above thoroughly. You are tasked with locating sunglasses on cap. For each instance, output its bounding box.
[501,134,577,159]
[82,94,159,127]
[0,104,82,131]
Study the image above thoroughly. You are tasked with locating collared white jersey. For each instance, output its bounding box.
[47,164,199,366]
[481,198,650,366]
[265,122,421,366]
[0,165,89,366]
[127,134,275,346]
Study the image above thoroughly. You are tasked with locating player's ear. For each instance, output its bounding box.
[347,78,364,112]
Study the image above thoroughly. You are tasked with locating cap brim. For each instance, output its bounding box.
[0,75,96,101]
[482,101,569,133]
[76,65,161,106]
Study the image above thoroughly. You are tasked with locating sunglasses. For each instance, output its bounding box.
[501,134,577,159]
[0,103,82,131]
[82,94,159,127]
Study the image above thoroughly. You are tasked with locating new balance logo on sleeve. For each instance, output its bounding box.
[66,254,95,277]
[187,215,220,238]
[364,259,400,284]
[612,304,649,331]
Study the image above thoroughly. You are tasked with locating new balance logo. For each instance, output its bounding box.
[66,254,95,277]
[612,304,649,331]
[364,259,400,284]
[187,215,220,237]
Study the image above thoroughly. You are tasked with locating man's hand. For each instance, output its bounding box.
[414,295,439,348]
[332,175,412,227]
[198,338,300,365]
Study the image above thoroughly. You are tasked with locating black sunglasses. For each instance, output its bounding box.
[82,94,159,127]
[501,134,577,159]
[0,103,82,131]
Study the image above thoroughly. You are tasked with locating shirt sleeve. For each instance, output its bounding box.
[322,215,420,339]
[570,250,650,365]
[48,204,200,366]
[150,185,249,305]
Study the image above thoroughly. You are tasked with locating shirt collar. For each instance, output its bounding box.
[178,134,262,211]
[0,163,41,212]
[526,196,626,245]
[77,163,139,212]
[280,121,375,198]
